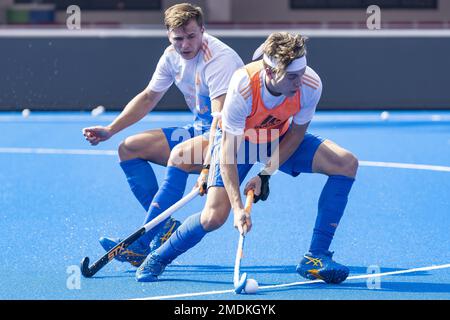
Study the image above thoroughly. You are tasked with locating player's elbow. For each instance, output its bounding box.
[139,90,162,110]
[140,90,153,106]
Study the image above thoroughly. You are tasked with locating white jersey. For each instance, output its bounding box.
[221,66,322,136]
[146,32,244,130]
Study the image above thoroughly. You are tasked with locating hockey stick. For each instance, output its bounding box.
[233,190,254,294]
[81,187,200,278]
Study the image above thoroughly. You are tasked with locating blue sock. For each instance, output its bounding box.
[139,166,189,246]
[120,158,159,211]
[155,212,207,263]
[309,175,355,255]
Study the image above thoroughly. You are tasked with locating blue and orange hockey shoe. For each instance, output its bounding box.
[296,251,349,284]
[135,252,169,282]
[149,217,181,251]
[99,237,150,267]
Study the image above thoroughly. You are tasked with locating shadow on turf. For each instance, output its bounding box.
[90,265,432,286]
[165,265,430,277]
[166,264,296,275]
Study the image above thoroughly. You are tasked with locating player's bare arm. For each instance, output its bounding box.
[82,89,164,145]
[220,130,251,234]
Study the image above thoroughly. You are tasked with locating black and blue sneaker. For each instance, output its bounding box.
[135,252,169,282]
[99,217,180,267]
[296,251,349,284]
[99,237,150,267]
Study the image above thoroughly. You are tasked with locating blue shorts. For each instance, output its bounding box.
[161,124,209,151]
[208,131,325,188]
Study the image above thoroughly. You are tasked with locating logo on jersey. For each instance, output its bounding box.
[255,115,283,129]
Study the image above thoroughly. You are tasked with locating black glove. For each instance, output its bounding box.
[199,164,210,195]
[254,171,270,203]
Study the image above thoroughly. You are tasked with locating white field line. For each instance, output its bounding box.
[359,161,450,173]
[0,147,117,156]
[0,147,448,173]
[0,114,194,123]
[132,263,450,300]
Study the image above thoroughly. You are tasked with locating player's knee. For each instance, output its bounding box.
[200,208,228,232]
[118,138,135,161]
[168,145,192,170]
[339,152,359,178]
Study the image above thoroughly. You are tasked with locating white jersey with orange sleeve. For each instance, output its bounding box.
[221,66,322,136]
[146,32,244,131]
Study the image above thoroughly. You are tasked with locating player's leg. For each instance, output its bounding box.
[118,128,171,211]
[279,134,357,283]
[100,126,196,266]
[138,134,209,251]
[135,136,254,281]
[135,186,232,282]
[309,139,358,254]
[312,139,358,178]
[297,138,357,283]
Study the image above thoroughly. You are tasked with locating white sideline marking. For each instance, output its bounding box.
[0,147,117,156]
[132,263,450,300]
[0,148,449,173]
[0,114,194,123]
[359,161,450,173]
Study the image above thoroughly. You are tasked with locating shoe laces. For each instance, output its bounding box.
[159,220,178,243]
[304,255,324,268]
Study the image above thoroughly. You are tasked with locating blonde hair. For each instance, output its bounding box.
[263,32,308,76]
[164,3,204,30]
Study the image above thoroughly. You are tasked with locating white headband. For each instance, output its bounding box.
[263,54,307,72]
[252,42,307,72]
